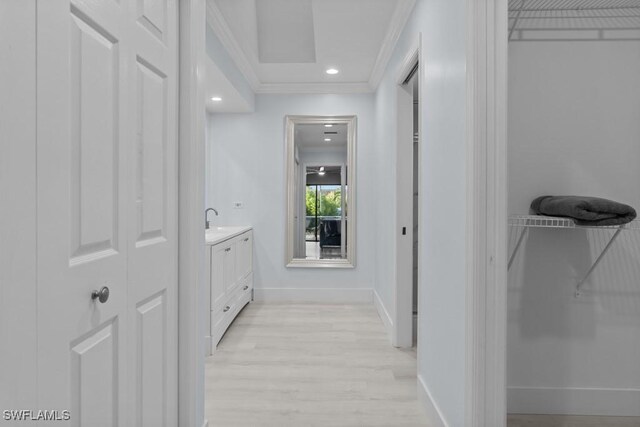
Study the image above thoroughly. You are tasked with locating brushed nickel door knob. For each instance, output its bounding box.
[91,286,110,304]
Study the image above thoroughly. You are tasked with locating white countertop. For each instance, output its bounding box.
[205,225,252,245]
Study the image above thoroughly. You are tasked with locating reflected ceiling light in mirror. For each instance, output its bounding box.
[211,96,222,102]
[318,166,326,176]
[325,68,339,75]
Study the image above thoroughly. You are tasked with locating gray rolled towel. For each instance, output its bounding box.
[531,196,637,226]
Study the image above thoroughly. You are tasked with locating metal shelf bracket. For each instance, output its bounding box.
[574,228,623,297]
[508,227,528,270]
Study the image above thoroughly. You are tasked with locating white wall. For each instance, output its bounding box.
[298,147,347,167]
[207,94,375,302]
[508,41,640,415]
[205,24,254,111]
[374,0,470,425]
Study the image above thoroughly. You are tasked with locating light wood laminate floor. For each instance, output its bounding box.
[205,303,640,427]
[205,303,429,427]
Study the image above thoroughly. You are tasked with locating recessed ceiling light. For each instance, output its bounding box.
[211,96,222,102]
[324,124,333,128]
[324,138,331,142]
[325,68,339,75]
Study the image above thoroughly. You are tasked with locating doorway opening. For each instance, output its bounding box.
[394,45,420,349]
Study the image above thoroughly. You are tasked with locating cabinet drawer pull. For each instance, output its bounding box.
[225,247,231,252]
[223,306,230,312]
[243,237,249,242]
[243,285,249,291]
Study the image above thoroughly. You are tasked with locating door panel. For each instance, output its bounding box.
[37,1,128,424]
[70,320,118,427]
[37,0,178,424]
[69,8,120,262]
[135,56,167,245]
[223,242,237,294]
[128,0,178,424]
[136,0,168,43]
[236,233,252,281]
[211,245,226,311]
[136,291,167,426]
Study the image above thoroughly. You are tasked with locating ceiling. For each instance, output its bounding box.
[204,55,253,113]
[206,0,416,93]
[295,123,348,149]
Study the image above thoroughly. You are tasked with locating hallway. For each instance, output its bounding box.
[205,304,429,426]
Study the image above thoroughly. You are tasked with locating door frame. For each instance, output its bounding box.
[177,0,207,426]
[175,1,509,426]
[393,36,421,349]
[302,161,347,248]
[464,0,509,425]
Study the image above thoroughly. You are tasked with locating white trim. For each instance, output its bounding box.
[256,82,373,94]
[253,288,373,304]
[465,0,508,426]
[178,1,207,426]
[393,36,421,349]
[369,0,417,89]
[507,387,640,417]
[205,0,260,91]
[373,290,393,341]
[417,375,449,427]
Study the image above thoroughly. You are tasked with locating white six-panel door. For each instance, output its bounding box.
[36,0,177,425]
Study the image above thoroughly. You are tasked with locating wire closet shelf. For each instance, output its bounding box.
[509,0,640,41]
[508,215,640,296]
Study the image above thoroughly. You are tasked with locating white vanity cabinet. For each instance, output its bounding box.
[206,228,253,354]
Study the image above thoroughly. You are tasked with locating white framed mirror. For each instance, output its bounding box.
[285,115,357,268]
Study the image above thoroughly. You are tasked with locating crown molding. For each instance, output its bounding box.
[205,0,261,91]
[256,82,374,94]
[205,0,410,95]
[368,0,416,90]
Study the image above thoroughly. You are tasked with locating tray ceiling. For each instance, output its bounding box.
[206,0,416,93]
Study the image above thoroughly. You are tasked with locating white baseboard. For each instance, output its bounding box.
[417,374,449,427]
[252,287,373,304]
[373,290,393,340]
[508,386,640,416]
[204,335,211,357]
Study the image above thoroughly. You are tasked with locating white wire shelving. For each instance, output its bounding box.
[508,215,640,296]
[509,0,640,41]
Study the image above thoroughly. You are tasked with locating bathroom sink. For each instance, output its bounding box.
[205,225,252,245]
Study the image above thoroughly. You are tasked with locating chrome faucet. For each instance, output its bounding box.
[205,208,218,229]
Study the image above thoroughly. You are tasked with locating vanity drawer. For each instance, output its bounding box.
[210,299,236,348]
[236,273,253,300]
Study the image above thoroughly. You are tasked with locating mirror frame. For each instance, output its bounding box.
[285,115,357,268]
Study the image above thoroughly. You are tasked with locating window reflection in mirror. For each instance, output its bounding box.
[286,116,356,268]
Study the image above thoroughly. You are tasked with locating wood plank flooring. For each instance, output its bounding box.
[205,303,429,427]
[204,302,640,427]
